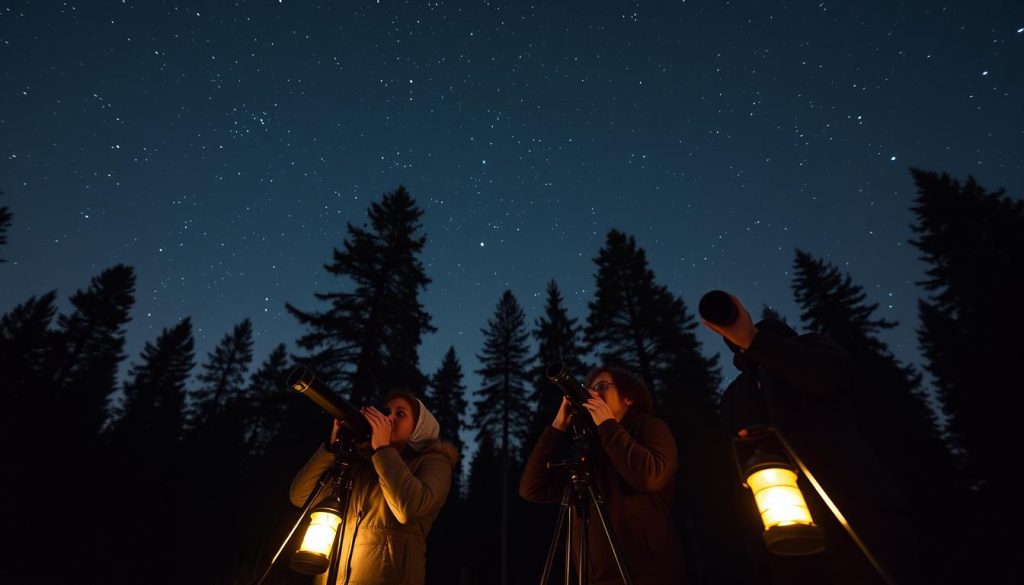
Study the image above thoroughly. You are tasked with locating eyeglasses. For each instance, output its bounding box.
[589,380,617,394]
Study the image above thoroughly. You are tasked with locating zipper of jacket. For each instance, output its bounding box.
[342,509,365,585]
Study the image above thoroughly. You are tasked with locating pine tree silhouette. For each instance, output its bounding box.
[244,342,290,455]
[51,265,136,443]
[585,229,719,406]
[791,249,959,579]
[465,430,504,585]
[909,168,1023,580]
[0,190,11,262]
[113,318,195,453]
[473,290,532,585]
[189,318,254,435]
[527,280,586,443]
[287,186,434,405]
[426,346,468,475]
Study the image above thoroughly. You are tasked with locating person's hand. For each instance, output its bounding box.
[552,397,574,431]
[584,389,615,426]
[701,293,758,350]
[361,406,392,451]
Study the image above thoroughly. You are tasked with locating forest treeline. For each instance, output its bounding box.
[0,169,1019,584]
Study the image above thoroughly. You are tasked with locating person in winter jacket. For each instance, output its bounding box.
[519,366,687,585]
[290,389,459,585]
[704,293,922,585]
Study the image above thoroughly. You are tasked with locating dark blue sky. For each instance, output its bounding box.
[2,1,1022,415]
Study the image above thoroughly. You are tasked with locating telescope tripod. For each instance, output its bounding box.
[253,440,357,585]
[539,419,634,585]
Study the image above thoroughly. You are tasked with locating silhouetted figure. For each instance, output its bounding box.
[703,293,922,585]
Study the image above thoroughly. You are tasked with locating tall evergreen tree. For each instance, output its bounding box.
[464,430,504,585]
[528,280,586,441]
[791,249,959,577]
[113,318,195,451]
[51,265,136,442]
[244,342,290,455]
[473,290,532,585]
[286,186,434,405]
[426,346,468,465]
[909,169,1023,580]
[0,190,11,262]
[585,229,719,406]
[0,291,60,560]
[189,319,254,433]
[910,169,1023,488]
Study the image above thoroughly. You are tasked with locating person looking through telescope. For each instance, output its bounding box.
[519,366,686,585]
[700,291,922,585]
[289,389,458,585]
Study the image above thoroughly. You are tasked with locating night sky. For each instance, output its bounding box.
[2,1,1022,417]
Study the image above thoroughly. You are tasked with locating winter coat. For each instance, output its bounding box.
[720,324,922,584]
[290,398,458,585]
[519,412,687,585]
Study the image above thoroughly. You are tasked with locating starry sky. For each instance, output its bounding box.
[2,1,1022,414]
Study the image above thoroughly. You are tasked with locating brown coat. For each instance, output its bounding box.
[519,413,686,585]
[290,440,459,585]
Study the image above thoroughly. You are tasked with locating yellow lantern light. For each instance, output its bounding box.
[735,435,826,556]
[290,497,345,575]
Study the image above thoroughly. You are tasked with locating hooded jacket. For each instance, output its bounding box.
[290,399,459,585]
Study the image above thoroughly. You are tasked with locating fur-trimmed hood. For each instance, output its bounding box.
[415,438,460,468]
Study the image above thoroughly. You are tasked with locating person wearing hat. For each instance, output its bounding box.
[290,389,459,585]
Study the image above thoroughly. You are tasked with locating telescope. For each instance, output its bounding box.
[698,289,738,327]
[286,367,372,443]
[545,361,590,408]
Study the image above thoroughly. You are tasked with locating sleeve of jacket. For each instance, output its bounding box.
[519,426,569,503]
[744,330,854,397]
[372,448,452,525]
[597,416,678,493]
[289,444,336,507]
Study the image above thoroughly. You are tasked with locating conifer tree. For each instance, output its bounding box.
[909,169,1023,580]
[528,280,586,441]
[244,342,290,454]
[0,190,11,262]
[287,186,434,405]
[0,292,59,546]
[585,230,719,406]
[426,346,468,462]
[189,319,254,433]
[910,169,1023,489]
[51,265,136,442]
[791,249,958,574]
[473,290,532,585]
[113,318,195,452]
[464,430,504,585]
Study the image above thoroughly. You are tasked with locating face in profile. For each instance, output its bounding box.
[590,371,633,421]
[385,397,416,447]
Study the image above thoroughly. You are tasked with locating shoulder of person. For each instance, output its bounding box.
[624,412,671,435]
[414,439,460,468]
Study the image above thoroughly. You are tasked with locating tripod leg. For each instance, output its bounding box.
[325,468,357,584]
[586,485,634,585]
[253,477,330,585]
[565,503,574,585]
[578,502,588,585]
[540,488,570,585]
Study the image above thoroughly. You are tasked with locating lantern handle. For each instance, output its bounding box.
[735,426,898,585]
